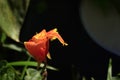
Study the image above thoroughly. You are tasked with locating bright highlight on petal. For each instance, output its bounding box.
[47,52,52,59]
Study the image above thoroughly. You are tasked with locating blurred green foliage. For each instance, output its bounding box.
[0,0,30,42]
[24,68,42,80]
[0,60,57,80]
[0,60,20,80]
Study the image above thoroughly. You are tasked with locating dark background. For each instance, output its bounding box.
[20,0,120,80]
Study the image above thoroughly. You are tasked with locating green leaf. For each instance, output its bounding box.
[91,77,95,80]
[107,58,112,80]
[2,43,24,52]
[0,60,7,69]
[0,32,7,44]
[1,67,16,80]
[0,60,20,80]
[112,73,120,80]
[82,76,86,80]
[24,68,42,80]
[112,77,120,80]
[0,0,30,42]
[7,61,58,71]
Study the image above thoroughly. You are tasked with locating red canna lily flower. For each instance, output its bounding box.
[24,28,68,67]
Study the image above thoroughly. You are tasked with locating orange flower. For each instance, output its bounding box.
[24,28,68,66]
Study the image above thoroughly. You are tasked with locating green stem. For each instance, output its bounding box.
[21,56,31,80]
[7,61,58,71]
[7,61,37,67]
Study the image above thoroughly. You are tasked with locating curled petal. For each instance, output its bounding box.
[47,28,68,46]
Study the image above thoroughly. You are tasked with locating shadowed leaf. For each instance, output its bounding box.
[24,68,42,80]
[0,0,30,42]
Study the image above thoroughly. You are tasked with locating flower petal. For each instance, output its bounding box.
[24,41,48,63]
[32,29,47,42]
[47,28,68,46]
[47,52,52,59]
